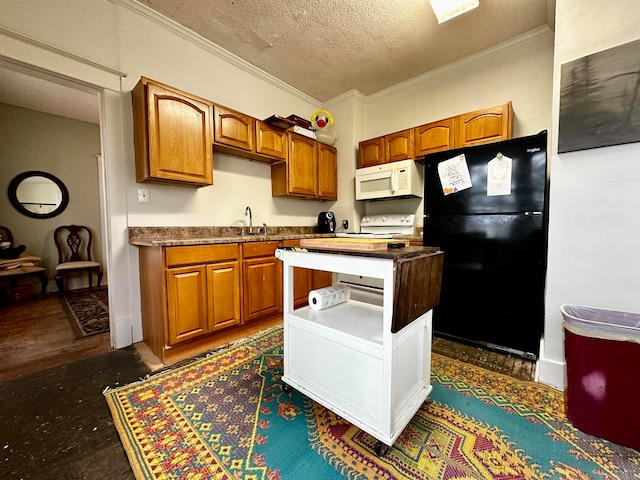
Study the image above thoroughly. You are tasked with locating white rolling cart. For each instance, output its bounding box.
[276,244,444,455]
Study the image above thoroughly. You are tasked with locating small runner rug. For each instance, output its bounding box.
[62,288,109,337]
[104,326,639,479]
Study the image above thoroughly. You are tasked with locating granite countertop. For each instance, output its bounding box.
[128,226,423,247]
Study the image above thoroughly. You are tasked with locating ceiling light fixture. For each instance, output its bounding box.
[429,0,479,23]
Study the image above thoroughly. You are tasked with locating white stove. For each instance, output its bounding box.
[336,213,415,238]
[337,214,416,305]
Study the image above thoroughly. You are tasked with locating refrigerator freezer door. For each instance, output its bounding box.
[424,213,545,358]
[424,131,547,216]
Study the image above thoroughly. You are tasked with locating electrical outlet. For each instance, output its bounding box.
[342,219,349,229]
[137,187,150,203]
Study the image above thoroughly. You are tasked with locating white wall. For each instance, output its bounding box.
[0,104,103,291]
[539,0,640,388]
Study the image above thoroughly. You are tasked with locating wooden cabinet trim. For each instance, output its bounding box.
[242,241,280,259]
[166,243,240,266]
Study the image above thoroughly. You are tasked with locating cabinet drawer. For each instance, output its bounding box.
[242,241,280,258]
[166,244,239,266]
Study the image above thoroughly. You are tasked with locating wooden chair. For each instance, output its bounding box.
[54,225,103,292]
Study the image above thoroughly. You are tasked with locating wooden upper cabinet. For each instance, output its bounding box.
[385,129,414,163]
[213,105,254,151]
[271,134,337,200]
[358,137,384,168]
[359,102,514,166]
[457,102,513,148]
[414,117,456,157]
[132,77,213,187]
[358,129,413,168]
[288,133,318,197]
[317,142,338,200]
[255,120,287,160]
[213,105,288,163]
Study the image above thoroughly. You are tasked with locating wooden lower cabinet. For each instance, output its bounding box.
[139,243,243,364]
[242,241,282,321]
[207,261,241,332]
[138,239,333,364]
[166,265,208,345]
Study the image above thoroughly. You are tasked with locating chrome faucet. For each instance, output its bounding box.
[245,206,252,234]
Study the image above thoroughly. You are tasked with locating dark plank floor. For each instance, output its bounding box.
[0,294,536,479]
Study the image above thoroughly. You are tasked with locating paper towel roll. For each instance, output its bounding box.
[308,284,350,310]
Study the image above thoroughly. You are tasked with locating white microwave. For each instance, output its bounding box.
[355,159,423,200]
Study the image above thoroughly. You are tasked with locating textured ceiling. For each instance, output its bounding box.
[138,0,556,102]
[0,0,555,123]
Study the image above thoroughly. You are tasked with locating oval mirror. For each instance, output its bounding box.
[8,171,69,219]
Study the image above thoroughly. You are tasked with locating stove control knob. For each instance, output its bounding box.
[382,216,387,222]
[400,215,406,222]
[363,216,370,223]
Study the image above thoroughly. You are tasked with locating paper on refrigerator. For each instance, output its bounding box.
[487,153,512,196]
[438,154,472,195]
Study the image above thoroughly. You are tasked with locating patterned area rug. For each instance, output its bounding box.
[62,288,109,337]
[105,327,640,479]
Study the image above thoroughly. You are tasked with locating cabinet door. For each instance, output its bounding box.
[281,240,314,308]
[313,270,333,289]
[456,103,513,148]
[256,121,287,160]
[166,265,208,345]
[138,80,213,186]
[207,261,241,332]
[243,256,282,321]
[213,105,255,151]
[415,118,456,157]
[385,129,414,163]
[317,143,338,200]
[358,137,384,168]
[288,132,318,197]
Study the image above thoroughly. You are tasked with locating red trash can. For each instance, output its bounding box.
[561,304,640,451]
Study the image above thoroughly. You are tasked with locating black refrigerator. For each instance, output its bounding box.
[423,131,548,360]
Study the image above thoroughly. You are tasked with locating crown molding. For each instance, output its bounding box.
[110,0,319,104]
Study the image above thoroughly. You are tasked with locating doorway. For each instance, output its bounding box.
[0,60,111,374]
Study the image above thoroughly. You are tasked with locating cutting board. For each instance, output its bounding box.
[300,237,409,251]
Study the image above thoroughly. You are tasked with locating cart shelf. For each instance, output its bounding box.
[276,245,443,449]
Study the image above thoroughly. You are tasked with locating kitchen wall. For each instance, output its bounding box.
[0,103,104,291]
[359,27,555,222]
[540,0,640,388]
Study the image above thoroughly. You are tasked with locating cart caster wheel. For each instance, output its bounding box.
[374,441,389,457]
[282,383,293,393]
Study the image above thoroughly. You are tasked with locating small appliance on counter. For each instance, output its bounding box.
[317,211,336,233]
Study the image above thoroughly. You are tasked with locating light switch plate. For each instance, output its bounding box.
[137,187,150,203]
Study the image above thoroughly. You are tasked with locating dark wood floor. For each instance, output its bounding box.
[0,293,536,479]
